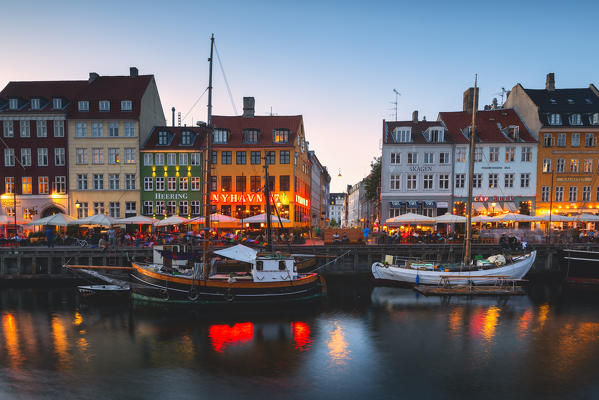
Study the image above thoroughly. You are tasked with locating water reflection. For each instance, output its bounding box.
[291,321,312,351]
[209,322,254,353]
[2,312,22,369]
[51,314,71,369]
[327,321,350,365]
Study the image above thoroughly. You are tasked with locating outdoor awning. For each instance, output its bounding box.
[389,201,402,208]
[423,201,436,208]
[473,202,486,213]
[407,201,419,208]
[437,202,449,208]
[503,202,518,212]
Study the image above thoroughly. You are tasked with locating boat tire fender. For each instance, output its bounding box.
[224,288,235,302]
[161,288,169,301]
[188,287,199,301]
[373,262,385,269]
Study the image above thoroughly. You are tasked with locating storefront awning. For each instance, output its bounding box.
[407,200,419,208]
[423,201,436,208]
[389,201,402,208]
[473,202,486,213]
[503,202,518,212]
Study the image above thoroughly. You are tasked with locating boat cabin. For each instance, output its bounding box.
[253,256,297,282]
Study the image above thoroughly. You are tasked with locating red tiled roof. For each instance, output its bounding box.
[439,109,536,144]
[0,80,88,113]
[383,120,444,144]
[211,115,302,147]
[69,75,154,119]
[142,126,208,150]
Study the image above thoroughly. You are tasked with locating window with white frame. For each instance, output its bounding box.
[77,202,88,218]
[179,201,189,215]
[423,174,434,190]
[570,159,579,173]
[54,120,64,137]
[99,101,110,111]
[179,177,188,191]
[489,147,499,162]
[542,159,551,172]
[93,174,104,190]
[407,174,417,190]
[571,133,580,147]
[191,200,201,215]
[167,177,176,191]
[191,177,200,191]
[181,131,193,145]
[109,174,120,190]
[556,158,565,173]
[155,153,164,165]
[520,173,530,188]
[504,173,514,188]
[125,174,136,190]
[439,152,450,164]
[121,100,132,111]
[543,133,554,147]
[407,153,418,164]
[92,122,103,137]
[178,153,188,166]
[392,128,411,143]
[76,148,88,164]
[389,206,401,218]
[424,153,434,164]
[36,120,47,137]
[144,177,153,191]
[124,148,136,164]
[167,201,176,215]
[390,153,400,164]
[76,122,87,137]
[541,186,550,202]
[583,186,591,202]
[144,201,153,215]
[439,174,449,189]
[155,177,165,191]
[109,202,120,218]
[569,186,577,202]
[555,187,564,202]
[455,174,465,188]
[549,113,561,125]
[108,148,120,164]
[20,121,30,137]
[108,122,119,137]
[144,153,153,166]
[586,133,595,147]
[213,129,228,143]
[22,177,32,194]
[3,121,14,137]
[158,131,170,145]
[54,176,66,194]
[521,147,532,162]
[31,98,40,109]
[155,201,164,215]
[77,174,88,190]
[4,149,15,167]
[456,147,466,162]
[474,148,482,162]
[92,148,104,164]
[570,114,582,125]
[78,101,89,111]
[190,153,201,165]
[37,148,48,166]
[5,177,14,194]
[166,153,177,166]
[473,174,482,188]
[584,159,593,173]
[93,202,104,215]
[53,98,62,109]
[9,99,18,109]
[505,147,515,162]
[273,129,289,143]
[593,113,599,125]
[488,173,498,188]
[557,133,566,147]
[124,122,135,137]
[21,148,31,166]
[390,175,400,190]
[38,176,49,194]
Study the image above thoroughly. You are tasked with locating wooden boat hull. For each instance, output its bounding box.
[77,284,130,301]
[130,262,326,306]
[372,251,536,286]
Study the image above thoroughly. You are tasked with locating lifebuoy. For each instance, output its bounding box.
[160,288,170,300]
[188,287,199,301]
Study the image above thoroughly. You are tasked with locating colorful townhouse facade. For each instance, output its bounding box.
[140,126,206,219]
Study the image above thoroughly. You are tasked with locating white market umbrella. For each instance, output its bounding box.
[115,215,157,225]
[471,215,498,223]
[27,213,74,226]
[536,214,577,222]
[0,214,27,225]
[386,212,435,224]
[434,213,467,223]
[243,213,291,224]
[498,213,539,222]
[576,213,599,222]
[189,213,240,224]
[70,214,117,227]
[154,215,191,226]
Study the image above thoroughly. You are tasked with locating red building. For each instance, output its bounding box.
[0,81,87,223]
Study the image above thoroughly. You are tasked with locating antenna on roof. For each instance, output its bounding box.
[392,89,401,121]
[493,87,508,107]
[177,112,181,127]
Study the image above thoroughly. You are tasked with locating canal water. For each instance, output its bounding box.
[1,279,599,400]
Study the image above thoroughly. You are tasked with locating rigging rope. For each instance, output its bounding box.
[182,87,208,123]
[214,43,238,115]
[311,250,352,272]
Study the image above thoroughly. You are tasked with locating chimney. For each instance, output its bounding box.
[171,107,175,127]
[412,110,418,123]
[546,72,555,91]
[243,97,255,118]
[130,67,139,77]
[463,87,479,112]
[492,98,498,109]
[89,72,99,83]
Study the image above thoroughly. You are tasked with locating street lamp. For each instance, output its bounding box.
[491,202,496,216]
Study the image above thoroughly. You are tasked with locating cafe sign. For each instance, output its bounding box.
[473,195,514,202]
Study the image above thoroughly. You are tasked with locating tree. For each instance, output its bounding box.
[364,157,381,202]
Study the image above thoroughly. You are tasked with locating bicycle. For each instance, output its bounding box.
[74,238,88,248]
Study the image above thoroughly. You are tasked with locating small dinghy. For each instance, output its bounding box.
[77,284,130,301]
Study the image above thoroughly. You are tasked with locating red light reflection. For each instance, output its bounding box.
[209,323,254,353]
[291,322,312,351]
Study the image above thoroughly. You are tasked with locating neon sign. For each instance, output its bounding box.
[210,192,308,207]
[295,194,309,207]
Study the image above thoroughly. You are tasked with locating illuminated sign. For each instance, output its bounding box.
[473,196,513,202]
[210,192,308,207]
[155,193,188,200]
[295,194,309,207]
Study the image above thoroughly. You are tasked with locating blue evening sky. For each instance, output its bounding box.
[2,0,598,192]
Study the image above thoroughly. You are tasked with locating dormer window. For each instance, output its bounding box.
[158,131,171,145]
[30,98,40,110]
[121,100,132,111]
[78,101,89,111]
[181,131,194,145]
[213,129,228,144]
[426,128,444,143]
[9,99,18,110]
[570,113,582,125]
[508,126,520,141]
[99,101,110,112]
[273,129,289,143]
[549,113,561,125]
[53,98,62,109]
[592,113,599,125]
[392,128,411,143]
[242,129,259,144]
[567,99,575,104]
[585,98,593,104]
[549,98,557,104]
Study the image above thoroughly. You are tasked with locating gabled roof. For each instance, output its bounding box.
[439,109,536,144]
[383,120,445,144]
[0,80,88,113]
[211,115,302,147]
[523,86,599,127]
[142,126,208,150]
[69,75,154,119]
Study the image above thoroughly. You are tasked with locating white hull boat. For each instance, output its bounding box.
[372,251,536,286]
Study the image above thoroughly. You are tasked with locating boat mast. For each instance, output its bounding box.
[263,162,273,252]
[464,74,478,265]
[202,33,214,280]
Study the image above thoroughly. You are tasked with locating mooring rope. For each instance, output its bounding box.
[310,250,352,272]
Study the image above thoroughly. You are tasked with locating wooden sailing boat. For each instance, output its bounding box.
[130,34,326,306]
[372,75,536,286]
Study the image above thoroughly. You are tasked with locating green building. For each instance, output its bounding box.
[140,126,206,219]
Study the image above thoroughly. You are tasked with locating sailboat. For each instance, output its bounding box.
[372,75,536,286]
[130,34,326,306]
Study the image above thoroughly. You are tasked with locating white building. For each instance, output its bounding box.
[345,182,363,227]
[328,193,345,226]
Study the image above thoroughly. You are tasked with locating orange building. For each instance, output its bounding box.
[209,97,311,228]
[506,73,599,215]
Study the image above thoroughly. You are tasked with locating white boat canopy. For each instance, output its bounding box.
[214,244,258,264]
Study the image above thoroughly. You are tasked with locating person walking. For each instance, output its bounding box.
[107,227,116,248]
[45,227,54,248]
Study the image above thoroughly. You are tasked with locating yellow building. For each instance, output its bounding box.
[210,97,311,228]
[68,68,165,218]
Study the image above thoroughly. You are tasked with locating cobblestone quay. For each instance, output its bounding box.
[0,242,586,282]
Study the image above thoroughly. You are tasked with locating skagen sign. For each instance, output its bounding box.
[409,166,433,172]
[155,193,188,200]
